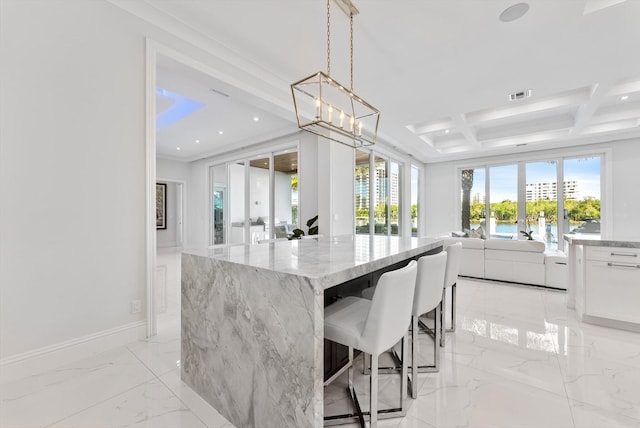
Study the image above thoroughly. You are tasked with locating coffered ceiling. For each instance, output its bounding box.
[113,0,640,163]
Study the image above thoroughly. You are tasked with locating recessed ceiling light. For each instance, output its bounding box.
[500,3,530,22]
[195,139,200,143]
[444,129,450,134]
[253,116,260,121]
[176,147,181,151]
[218,131,224,135]
[621,95,629,101]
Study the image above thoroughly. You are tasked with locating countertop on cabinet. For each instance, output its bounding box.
[563,235,640,248]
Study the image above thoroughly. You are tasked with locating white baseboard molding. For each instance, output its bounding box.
[0,321,147,384]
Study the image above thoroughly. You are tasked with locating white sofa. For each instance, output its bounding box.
[441,236,567,289]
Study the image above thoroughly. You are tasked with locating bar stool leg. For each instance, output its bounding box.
[451,283,457,332]
[440,290,446,348]
[370,354,378,428]
[445,283,457,333]
[348,346,354,389]
[411,316,418,398]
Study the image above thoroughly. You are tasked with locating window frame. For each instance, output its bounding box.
[455,149,610,245]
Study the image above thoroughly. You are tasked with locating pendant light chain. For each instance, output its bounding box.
[326,0,331,76]
[349,12,353,90]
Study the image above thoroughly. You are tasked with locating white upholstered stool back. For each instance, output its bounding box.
[324,260,417,427]
[360,260,418,356]
[441,242,463,346]
[444,242,462,289]
[413,252,448,317]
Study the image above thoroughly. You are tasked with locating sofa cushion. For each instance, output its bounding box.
[484,239,545,253]
[485,249,545,264]
[442,237,485,250]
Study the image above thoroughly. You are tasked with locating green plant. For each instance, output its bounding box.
[520,230,534,240]
[289,215,318,240]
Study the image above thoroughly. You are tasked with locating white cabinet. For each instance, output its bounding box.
[584,246,640,325]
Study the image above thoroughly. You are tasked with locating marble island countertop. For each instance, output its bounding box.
[563,234,640,248]
[183,234,442,290]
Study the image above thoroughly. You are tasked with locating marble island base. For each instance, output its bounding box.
[181,235,442,428]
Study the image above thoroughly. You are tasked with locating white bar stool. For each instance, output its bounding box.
[440,242,462,347]
[324,260,418,427]
[409,251,447,398]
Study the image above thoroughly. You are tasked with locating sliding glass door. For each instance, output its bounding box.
[210,164,227,245]
[563,157,601,236]
[273,150,299,238]
[209,147,300,246]
[489,164,518,239]
[525,161,558,248]
[460,154,602,249]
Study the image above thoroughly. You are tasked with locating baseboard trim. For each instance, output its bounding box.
[0,321,147,383]
[461,275,567,291]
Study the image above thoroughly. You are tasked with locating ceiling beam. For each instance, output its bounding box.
[572,82,613,135]
[452,114,479,146]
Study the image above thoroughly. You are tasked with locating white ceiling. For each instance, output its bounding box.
[140,0,640,163]
[156,55,297,160]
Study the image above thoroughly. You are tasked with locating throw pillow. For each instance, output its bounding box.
[468,228,481,239]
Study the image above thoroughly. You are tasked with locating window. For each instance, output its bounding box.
[410,165,419,237]
[459,154,602,249]
[273,150,299,238]
[563,157,601,237]
[374,154,388,235]
[489,164,518,239]
[355,150,406,237]
[228,161,246,244]
[355,149,370,235]
[389,161,400,236]
[210,164,227,245]
[525,161,558,248]
[461,167,486,233]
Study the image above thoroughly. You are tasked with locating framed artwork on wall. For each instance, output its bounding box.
[156,183,167,230]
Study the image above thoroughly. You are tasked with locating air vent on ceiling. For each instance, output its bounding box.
[509,89,532,101]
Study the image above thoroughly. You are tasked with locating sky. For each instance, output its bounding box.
[469,156,601,202]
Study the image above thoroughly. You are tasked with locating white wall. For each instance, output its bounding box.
[0,1,148,358]
[424,139,640,241]
[157,158,189,182]
[610,139,640,241]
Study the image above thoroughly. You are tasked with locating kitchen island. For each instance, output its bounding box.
[565,235,640,331]
[181,234,442,428]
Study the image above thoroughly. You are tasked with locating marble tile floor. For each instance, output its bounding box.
[3,247,640,427]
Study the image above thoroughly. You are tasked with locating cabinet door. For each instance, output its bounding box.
[585,261,640,324]
[586,246,640,263]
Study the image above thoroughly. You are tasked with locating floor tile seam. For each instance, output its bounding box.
[565,396,640,424]
[41,376,157,428]
[443,333,563,360]
[402,411,437,427]
[431,355,572,402]
[541,293,578,428]
[154,372,215,428]
[125,339,181,378]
